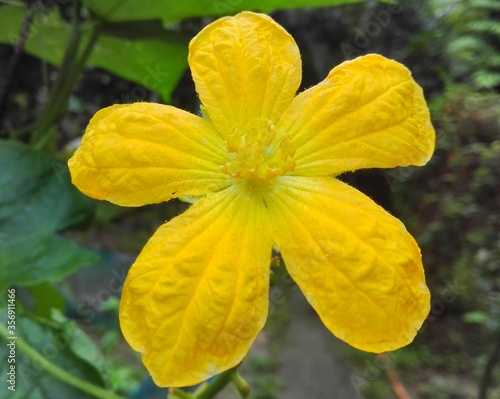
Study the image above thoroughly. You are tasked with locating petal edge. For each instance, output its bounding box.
[189,12,302,138]
[266,176,430,352]
[274,54,435,176]
[120,186,273,386]
[69,103,231,206]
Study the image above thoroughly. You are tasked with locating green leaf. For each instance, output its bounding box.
[0,311,109,399]
[50,310,110,386]
[93,23,189,103]
[0,5,188,102]
[0,141,98,288]
[82,0,365,23]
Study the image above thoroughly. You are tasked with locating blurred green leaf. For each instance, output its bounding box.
[463,311,489,324]
[0,141,98,288]
[472,70,500,89]
[0,311,107,399]
[98,296,120,312]
[82,0,365,23]
[50,309,110,386]
[0,5,188,102]
[29,283,66,319]
[467,19,500,37]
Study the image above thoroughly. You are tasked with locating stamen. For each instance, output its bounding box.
[221,119,295,181]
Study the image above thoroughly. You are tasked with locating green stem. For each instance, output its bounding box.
[169,387,194,399]
[193,364,241,399]
[231,371,250,398]
[32,2,101,150]
[7,122,38,139]
[43,1,83,115]
[30,2,82,149]
[0,324,125,399]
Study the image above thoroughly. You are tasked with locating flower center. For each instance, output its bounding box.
[221,118,295,182]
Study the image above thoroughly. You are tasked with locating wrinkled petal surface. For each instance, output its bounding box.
[272,54,435,176]
[189,12,301,138]
[68,102,232,207]
[265,176,430,352]
[120,186,273,387]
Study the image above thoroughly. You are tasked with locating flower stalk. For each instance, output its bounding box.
[32,1,101,150]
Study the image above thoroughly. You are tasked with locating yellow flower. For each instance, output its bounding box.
[68,12,434,387]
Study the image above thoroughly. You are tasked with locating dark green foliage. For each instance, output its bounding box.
[397,86,500,310]
[438,0,500,89]
[368,2,500,396]
[0,141,99,288]
[0,310,108,399]
[0,0,499,397]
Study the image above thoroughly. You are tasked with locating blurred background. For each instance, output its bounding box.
[0,0,499,398]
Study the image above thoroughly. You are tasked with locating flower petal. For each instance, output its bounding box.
[119,186,273,387]
[68,102,232,207]
[265,176,430,352]
[273,54,435,176]
[189,12,301,138]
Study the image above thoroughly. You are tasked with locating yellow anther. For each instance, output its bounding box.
[221,119,295,181]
